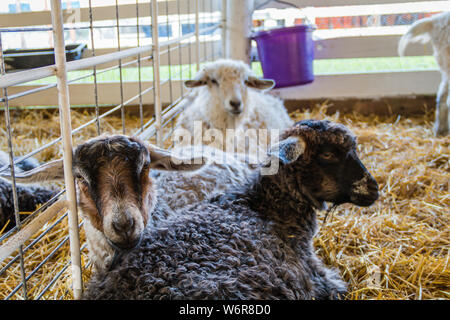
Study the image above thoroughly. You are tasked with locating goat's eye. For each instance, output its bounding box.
[76,175,89,186]
[210,79,218,85]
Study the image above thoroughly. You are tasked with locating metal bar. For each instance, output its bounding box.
[165,0,174,106]
[115,0,126,134]
[195,0,200,72]
[0,31,28,300]
[35,258,70,300]
[221,0,227,58]
[0,51,154,104]
[152,0,163,147]
[36,241,88,300]
[49,0,82,300]
[0,199,68,264]
[0,189,64,244]
[136,0,144,131]
[0,207,68,278]
[210,0,215,60]
[177,0,184,97]
[88,0,101,135]
[188,0,193,79]
[203,0,208,62]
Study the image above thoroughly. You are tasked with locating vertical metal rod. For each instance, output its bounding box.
[177,0,183,96]
[165,0,174,105]
[188,0,193,79]
[195,0,200,72]
[152,0,163,147]
[0,32,28,300]
[210,0,215,60]
[88,0,101,135]
[203,0,207,62]
[115,0,126,134]
[221,0,227,58]
[50,0,82,300]
[136,0,144,130]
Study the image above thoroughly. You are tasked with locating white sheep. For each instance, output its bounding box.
[398,11,450,136]
[173,59,293,158]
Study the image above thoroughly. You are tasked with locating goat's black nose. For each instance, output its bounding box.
[112,216,134,234]
[229,100,241,109]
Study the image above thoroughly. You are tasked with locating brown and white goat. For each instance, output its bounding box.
[2,135,206,271]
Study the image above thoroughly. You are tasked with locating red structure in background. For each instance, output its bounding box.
[314,12,439,29]
[254,12,440,31]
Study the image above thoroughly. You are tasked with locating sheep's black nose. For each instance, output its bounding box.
[229,100,241,109]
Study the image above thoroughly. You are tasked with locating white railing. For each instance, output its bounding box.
[256,0,446,99]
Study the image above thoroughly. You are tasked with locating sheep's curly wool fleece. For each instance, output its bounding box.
[83,202,345,299]
[83,167,347,300]
[0,179,57,231]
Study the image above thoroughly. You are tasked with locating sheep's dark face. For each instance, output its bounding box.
[73,135,154,251]
[184,59,275,116]
[272,120,379,208]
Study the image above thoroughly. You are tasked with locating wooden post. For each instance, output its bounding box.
[226,0,254,63]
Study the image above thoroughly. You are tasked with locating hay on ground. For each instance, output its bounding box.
[0,104,448,300]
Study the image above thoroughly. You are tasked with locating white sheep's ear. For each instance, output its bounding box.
[245,76,275,90]
[148,145,208,171]
[266,136,306,165]
[184,79,207,88]
[0,158,65,183]
[184,70,208,88]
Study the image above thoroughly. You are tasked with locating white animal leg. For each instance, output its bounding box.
[434,75,449,136]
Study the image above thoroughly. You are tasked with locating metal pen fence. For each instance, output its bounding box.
[0,0,223,300]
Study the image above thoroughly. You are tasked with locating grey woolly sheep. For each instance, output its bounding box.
[79,119,379,300]
[0,151,57,232]
[154,145,258,212]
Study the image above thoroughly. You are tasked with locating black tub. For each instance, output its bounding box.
[4,43,87,70]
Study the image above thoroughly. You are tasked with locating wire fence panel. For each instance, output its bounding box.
[0,0,223,300]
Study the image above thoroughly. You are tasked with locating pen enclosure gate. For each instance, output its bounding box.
[0,0,223,300]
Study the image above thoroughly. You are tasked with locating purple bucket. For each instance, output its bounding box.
[252,25,314,88]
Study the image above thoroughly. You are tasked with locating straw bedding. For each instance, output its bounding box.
[0,104,448,300]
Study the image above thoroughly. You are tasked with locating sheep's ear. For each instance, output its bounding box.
[245,76,275,90]
[148,145,207,171]
[184,70,208,88]
[0,159,65,183]
[184,79,207,88]
[266,136,306,165]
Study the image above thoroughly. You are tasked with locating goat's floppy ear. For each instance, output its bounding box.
[0,159,65,183]
[184,70,208,88]
[266,136,306,165]
[148,145,207,171]
[245,76,275,90]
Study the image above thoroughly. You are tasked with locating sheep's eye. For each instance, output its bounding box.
[320,151,335,161]
[210,79,218,85]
